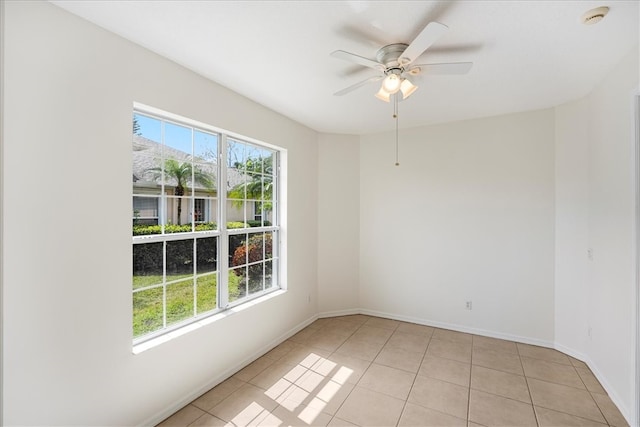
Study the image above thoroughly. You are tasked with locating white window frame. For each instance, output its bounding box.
[132,104,283,345]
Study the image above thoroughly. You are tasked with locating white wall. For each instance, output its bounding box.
[359,109,556,344]
[555,46,639,424]
[317,133,360,314]
[554,97,590,355]
[3,1,638,426]
[3,2,318,425]
[586,48,638,425]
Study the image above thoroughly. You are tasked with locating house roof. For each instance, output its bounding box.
[132,134,245,191]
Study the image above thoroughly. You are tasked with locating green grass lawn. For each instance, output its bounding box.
[132,272,241,338]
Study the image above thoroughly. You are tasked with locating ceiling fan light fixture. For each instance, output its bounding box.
[375,87,391,102]
[382,73,401,94]
[400,78,418,99]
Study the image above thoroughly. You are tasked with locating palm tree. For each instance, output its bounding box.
[228,156,273,213]
[148,158,214,225]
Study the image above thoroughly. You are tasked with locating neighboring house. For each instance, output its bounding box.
[132,135,269,226]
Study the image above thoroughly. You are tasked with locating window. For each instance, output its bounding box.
[193,198,208,223]
[132,108,281,343]
[133,196,159,225]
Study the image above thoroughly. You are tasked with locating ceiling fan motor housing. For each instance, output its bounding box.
[376,43,410,70]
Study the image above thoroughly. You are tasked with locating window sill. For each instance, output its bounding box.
[132,288,286,354]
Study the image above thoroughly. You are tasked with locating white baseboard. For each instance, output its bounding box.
[318,308,361,318]
[138,313,319,427]
[554,343,633,426]
[357,308,555,348]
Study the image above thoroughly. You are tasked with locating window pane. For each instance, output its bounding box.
[227,139,245,167]
[196,237,217,274]
[227,199,246,224]
[132,196,160,233]
[264,232,273,259]
[249,233,265,263]
[165,196,192,231]
[192,197,216,225]
[265,260,274,289]
[227,168,246,200]
[133,114,163,196]
[166,239,194,278]
[248,263,264,295]
[228,267,245,303]
[195,198,218,230]
[245,172,262,202]
[166,279,194,326]
[134,113,162,143]
[230,233,248,268]
[245,144,261,167]
[227,139,249,227]
[194,130,218,163]
[265,200,276,226]
[164,122,192,158]
[197,273,217,314]
[194,161,216,197]
[193,198,205,223]
[133,156,163,195]
[133,196,159,220]
[133,242,163,290]
[133,287,163,338]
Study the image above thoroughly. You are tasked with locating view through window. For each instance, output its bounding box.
[132,109,280,342]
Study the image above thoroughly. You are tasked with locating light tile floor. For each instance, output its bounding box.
[157,315,629,427]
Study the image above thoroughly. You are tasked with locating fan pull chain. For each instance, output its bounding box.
[394,94,399,166]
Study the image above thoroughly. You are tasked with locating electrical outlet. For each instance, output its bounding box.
[465,301,473,310]
[587,248,593,261]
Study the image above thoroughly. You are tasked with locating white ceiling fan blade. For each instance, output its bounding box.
[331,50,385,71]
[409,62,473,75]
[334,75,383,96]
[400,22,449,65]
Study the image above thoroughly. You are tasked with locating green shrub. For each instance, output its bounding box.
[231,234,273,281]
[246,220,271,228]
[227,221,248,229]
[132,222,254,236]
[132,224,162,235]
[195,223,216,231]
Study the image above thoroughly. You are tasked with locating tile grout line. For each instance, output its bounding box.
[570,359,611,426]
[517,348,613,426]
[321,316,386,426]
[517,344,541,427]
[316,316,367,426]
[394,327,434,427]
[356,319,404,426]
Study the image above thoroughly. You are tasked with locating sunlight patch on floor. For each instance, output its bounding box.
[254,351,354,426]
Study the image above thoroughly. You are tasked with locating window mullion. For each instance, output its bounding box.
[218,134,229,308]
[162,240,167,329]
[273,154,280,289]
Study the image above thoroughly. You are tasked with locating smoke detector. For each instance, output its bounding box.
[582,6,609,25]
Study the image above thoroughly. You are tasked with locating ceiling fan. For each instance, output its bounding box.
[331,22,473,102]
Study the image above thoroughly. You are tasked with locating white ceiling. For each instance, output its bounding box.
[51,1,639,135]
